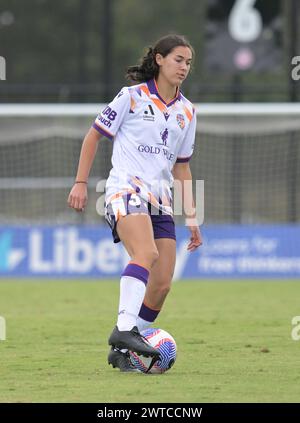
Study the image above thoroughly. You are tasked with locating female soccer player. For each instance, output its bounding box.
[68,34,202,372]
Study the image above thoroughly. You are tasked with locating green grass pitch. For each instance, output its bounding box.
[1,279,300,403]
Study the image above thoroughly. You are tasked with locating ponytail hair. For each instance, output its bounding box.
[126,34,194,83]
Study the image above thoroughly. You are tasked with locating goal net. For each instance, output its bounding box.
[0,103,299,225]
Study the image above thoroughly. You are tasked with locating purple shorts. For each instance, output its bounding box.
[105,192,176,244]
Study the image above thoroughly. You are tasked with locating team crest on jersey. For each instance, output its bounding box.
[176,113,185,129]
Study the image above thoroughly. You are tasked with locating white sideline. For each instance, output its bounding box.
[1,103,300,116]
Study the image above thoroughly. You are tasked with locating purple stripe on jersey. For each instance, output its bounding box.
[176,156,191,163]
[122,263,149,285]
[138,302,160,322]
[147,78,157,95]
[92,123,113,140]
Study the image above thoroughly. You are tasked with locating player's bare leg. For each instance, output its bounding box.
[145,238,176,309]
[117,214,159,270]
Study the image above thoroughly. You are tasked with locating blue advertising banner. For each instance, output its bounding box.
[0,225,300,279]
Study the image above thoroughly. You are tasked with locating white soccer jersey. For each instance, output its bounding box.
[93,78,196,215]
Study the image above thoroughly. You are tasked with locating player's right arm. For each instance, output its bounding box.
[68,87,130,211]
[68,127,102,211]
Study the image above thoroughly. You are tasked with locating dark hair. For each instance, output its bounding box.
[125,34,194,83]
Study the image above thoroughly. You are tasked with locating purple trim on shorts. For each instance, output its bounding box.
[138,302,160,322]
[121,263,149,285]
[92,123,113,140]
[176,156,191,163]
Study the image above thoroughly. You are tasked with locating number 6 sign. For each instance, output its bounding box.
[229,0,263,43]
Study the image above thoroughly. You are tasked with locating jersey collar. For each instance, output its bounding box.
[147,79,181,107]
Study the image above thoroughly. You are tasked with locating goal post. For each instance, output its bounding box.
[0,103,299,224]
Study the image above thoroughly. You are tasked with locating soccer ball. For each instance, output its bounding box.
[129,328,177,374]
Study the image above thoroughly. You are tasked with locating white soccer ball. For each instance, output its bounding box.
[129,328,177,374]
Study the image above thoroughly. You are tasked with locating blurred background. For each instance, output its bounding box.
[0,0,300,279]
[0,0,298,102]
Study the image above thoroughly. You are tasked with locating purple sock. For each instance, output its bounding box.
[138,302,160,322]
[121,263,149,285]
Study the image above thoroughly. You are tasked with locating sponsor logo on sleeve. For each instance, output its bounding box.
[98,106,118,128]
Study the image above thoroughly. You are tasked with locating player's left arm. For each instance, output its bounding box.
[172,162,202,252]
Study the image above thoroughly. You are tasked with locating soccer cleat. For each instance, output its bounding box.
[108,347,140,372]
[108,326,160,358]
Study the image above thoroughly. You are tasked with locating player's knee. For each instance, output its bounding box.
[146,249,159,267]
[153,249,160,262]
[133,248,159,268]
